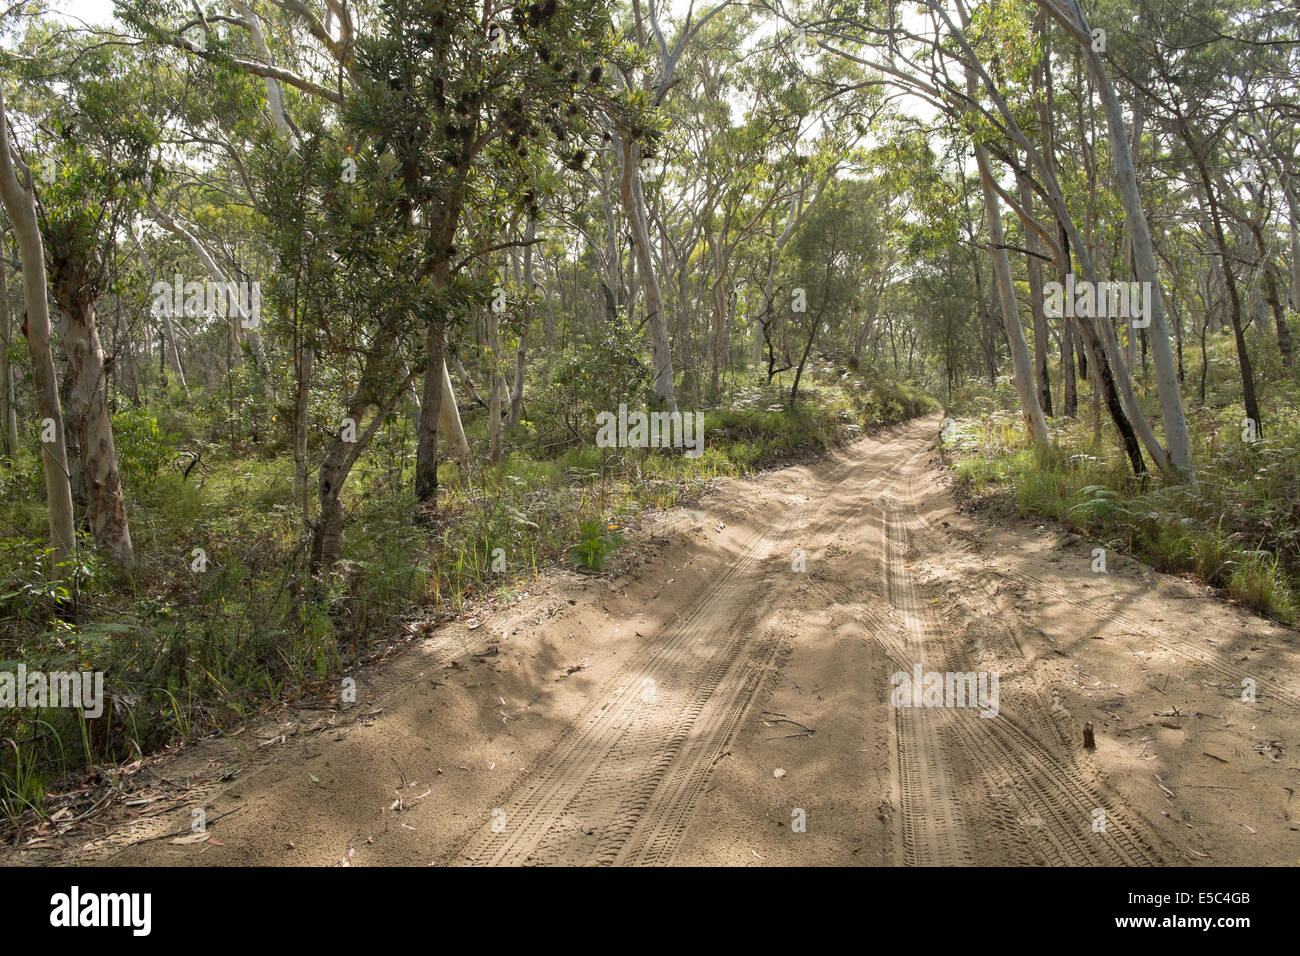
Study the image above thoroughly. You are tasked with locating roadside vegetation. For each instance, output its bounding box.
[944,329,1300,625]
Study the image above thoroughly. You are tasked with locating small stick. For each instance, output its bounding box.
[110,806,244,855]
[765,717,816,734]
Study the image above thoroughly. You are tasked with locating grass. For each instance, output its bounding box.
[942,326,1300,625]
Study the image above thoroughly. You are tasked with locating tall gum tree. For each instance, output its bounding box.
[22,41,157,566]
[1038,0,1194,474]
[612,0,738,412]
[0,85,76,573]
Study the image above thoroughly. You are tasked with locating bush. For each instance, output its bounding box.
[111,408,176,489]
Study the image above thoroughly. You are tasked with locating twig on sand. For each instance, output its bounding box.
[760,712,816,735]
[759,712,816,738]
[108,806,244,858]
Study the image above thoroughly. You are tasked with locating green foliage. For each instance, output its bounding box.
[1067,486,1132,522]
[0,538,72,619]
[567,517,622,570]
[111,408,175,489]
[537,311,654,446]
[946,353,1300,624]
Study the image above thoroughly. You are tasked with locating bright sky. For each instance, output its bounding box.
[52,0,117,26]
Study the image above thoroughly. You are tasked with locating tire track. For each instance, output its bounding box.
[905,457,1299,712]
[882,500,976,866]
[879,443,1164,865]
[459,505,799,865]
[460,429,927,865]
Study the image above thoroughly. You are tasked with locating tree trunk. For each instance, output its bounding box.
[619,132,676,411]
[1018,171,1053,416]
[1187,139,1262,436]
[487,304,502,462]
[0,253,17,456]
[1244,212,1292,367]
[1036,13,1075,418]
[438,356,469,458]
[1288,188,1299,309]
[311,365,414,573]
[53,285,134,566]
[1262,258,1291,367]
[509,216,534,428]
[0,89,77,574]
[1068,0,1193,474]
[415,320,447,503]
[294,341,313,525]
[452,354,486,407]
[791,312,820,403]
[415,286,470,504]
[976,147,1049,448]
[708,232,729,402]
[600,154,621,322]
[1059,227,1079,417]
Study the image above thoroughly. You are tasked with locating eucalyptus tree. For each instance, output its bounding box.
[122,0,641,516]
[773,0,1197,472]
[609,0,741,412]
[0,84,76,574]
[1034,0,1192,470]
[1090,0,1271,442]
[3,30,162,566]
[782,177,878,400]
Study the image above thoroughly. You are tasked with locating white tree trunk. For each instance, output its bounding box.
[1066,0,1194,474]
[619,133,676,411]
[229,0,296,143]
[0,89,76,573]
[438,355,469,459]
[975,147,1050,448]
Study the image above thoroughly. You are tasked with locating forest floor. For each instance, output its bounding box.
[6,413,1298,866]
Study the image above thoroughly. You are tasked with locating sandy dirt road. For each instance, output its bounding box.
[17,414,1299,866]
